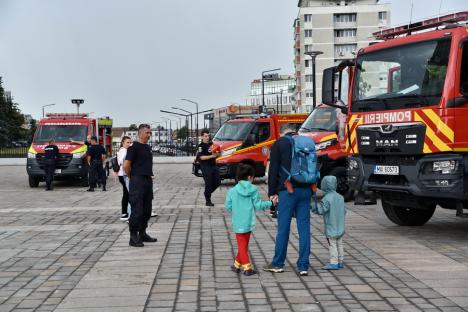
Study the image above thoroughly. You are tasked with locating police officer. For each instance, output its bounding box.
[86,136,107,192]
[123,124,157,247]
[197,130,221,206]
[43,139,59,191]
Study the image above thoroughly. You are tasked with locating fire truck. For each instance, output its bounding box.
[27,113,113,187]
[298,103,353,199]
[196,113,308,179]
[321,12,468,225]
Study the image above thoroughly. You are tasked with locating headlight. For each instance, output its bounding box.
[315,139,338,151]
[348,159,358,170]
[221,148,237,157]
[73,151,87,158]
[433,160,458,174]
[27,153,36,159]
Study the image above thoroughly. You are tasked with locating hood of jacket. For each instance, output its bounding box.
[321,175,337,194]
[233,180,257,196]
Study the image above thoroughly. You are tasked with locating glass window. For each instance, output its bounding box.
[214,122,254,141]
[352,38,451,112]
[305,60,311,67]
[460,41,468,94]
[335,44,357,55]
[34,125,87,143]
[304,14,312,22]
[300,107,338,133]
[378,11,387,20]
[305,29,312,38]
[335,29,356,37]
[334,13,356,23]
[305,75,313,82]
[305,44,312,52]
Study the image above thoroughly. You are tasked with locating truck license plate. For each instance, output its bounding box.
[373,165,399,175]
[55,169,61,174]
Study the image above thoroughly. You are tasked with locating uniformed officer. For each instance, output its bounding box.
[123,124,157,247]
[86,136,107,192]
[197,130,221,206]
[43,139,59,191]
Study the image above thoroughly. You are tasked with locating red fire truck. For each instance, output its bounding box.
[198,113,308,179]
[27,113,113,187]
[322,12,468,225]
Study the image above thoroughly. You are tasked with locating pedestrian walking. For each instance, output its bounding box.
[312,175,346,270]
[197,130,221,206]
[263,123,316,276]
[43,139,59,191]
[123,124,157,247]
[86,136,107,192]
[225,164,272,276]
[117,136,132,221]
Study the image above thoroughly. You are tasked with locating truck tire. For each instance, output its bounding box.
[382,199,436,226]
[329,167,354,201]
[28,176,40,188]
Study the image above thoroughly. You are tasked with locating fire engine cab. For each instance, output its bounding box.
[27,113,113,187]
[322,12,468,225]
[205,113,308,179]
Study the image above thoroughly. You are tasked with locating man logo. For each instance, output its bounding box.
[380,124,393,133]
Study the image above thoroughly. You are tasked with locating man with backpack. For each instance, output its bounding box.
[263,123,318,276]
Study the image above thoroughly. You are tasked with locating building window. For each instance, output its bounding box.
[305,60,310,67]
[335,44,357,56]
[378,11,387,21]
[304,14,312,23]
[305,29,312,38]
[305,75,313,82]
[334,29,356,38]
[304,44,312,52]
[334,13,357,23]
[306,92,313,98]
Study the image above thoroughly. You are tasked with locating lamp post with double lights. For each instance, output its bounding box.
[180,98,199,145]
[172,107,193,151]
[71,99,84,114]
[304,51,323,111]
[42,104,55,118]
[261,68,281,114]
[161,110,192,156]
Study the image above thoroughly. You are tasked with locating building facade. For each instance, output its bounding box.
[294,0,391,111]
[246,75,296,113]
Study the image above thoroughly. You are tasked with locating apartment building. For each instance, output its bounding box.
[294,0,391,112]
[246,74,296,113]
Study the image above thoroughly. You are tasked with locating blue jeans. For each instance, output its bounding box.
[272,188,311,271]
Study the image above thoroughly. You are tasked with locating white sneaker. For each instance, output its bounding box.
[119,213,129,221]
[151,211,158,217]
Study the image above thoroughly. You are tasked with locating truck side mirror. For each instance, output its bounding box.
[322,67,336,105]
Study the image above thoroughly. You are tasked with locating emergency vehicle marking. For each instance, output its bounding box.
[421,109,454,143]
[319,134,338,143]
[217,140,275,161]
[363,111,411,124]
[414,112,452,153]
[346,114,363,153]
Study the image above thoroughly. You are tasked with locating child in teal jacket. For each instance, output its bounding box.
[312,175,346,270]
[225,164,272,276]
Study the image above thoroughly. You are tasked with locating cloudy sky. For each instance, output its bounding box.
[0,0,466,126]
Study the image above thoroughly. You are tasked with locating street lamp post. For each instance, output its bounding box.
[71,99,84,114]
[42,104,56,118]
[261,68,281,114]
[304,51,323,111]
[180,99,199,145]
[172,107,193,154]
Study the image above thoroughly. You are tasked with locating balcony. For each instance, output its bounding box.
[334,21,357,29]
[334,51,355,59]
[334,36,356,44]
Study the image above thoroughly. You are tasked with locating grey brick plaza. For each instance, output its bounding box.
[1,164,468,311]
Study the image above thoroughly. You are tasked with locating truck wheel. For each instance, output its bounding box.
[28,176,40,188]
[382,199,436,226]
[329,167,354,201]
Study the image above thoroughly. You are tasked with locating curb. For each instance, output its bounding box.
[0,157,194,166]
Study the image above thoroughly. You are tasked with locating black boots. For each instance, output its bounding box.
[206,197,214,206]
[139,230,157,243]
[102,185,107,191]
[87,188,94,192]
[129,231,144,247]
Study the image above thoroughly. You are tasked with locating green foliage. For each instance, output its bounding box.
[0,77,27,145]
[176,126,188,140]
[128,124,138,131]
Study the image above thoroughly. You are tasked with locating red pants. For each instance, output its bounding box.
[234,232,251,270]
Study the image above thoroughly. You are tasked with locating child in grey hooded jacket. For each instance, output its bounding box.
[312,175,346,270]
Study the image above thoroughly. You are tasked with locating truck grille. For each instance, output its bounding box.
[36,154,73,169]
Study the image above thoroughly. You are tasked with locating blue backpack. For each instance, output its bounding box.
[282,135,320,184]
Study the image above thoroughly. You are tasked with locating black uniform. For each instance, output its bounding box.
[197,142,220,203]
[43,144,59,190]
[87,144,106,189]
[126,141,153,233]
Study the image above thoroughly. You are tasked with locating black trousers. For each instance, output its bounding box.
[201,164,220,201]
[118,176,129,214]
[89,160,106,188]
[128,175,153,232]
[43,159,56,188]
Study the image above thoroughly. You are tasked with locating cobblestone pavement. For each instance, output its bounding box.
[0,164,468,312]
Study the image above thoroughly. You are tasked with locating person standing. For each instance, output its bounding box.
[263,124,313,276]
[117,136,132,221]
[43,139,59,191]
[197,130,221,206]
[123,124,157,247]
[86,136,107,192]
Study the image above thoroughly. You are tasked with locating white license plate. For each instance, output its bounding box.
[373,165,399,175]
[55,169,62,174]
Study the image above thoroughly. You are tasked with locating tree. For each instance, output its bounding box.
[0,77,26,145]
[128,124,138,131]
[176,126,188,140]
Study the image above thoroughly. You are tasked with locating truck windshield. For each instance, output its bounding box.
[34,125,87,143]
[213,122,254,141]
[300,107,337,132]
[352,38,451,112]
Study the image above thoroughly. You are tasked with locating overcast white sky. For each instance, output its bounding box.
[0,0,466,126]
